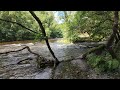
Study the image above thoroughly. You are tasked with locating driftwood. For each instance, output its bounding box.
[0,45,42,65]
[0,45,39,56]
[0,45,56,68]
[0,44,83,79]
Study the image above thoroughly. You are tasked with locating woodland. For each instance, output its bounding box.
[0,11,120,79]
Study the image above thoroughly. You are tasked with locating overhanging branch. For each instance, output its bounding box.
[29,11,60,66]
[0,18,38,34]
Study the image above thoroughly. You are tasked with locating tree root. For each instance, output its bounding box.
[82,45,105,59]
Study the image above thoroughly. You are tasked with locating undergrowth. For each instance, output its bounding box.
[87,51,120,72]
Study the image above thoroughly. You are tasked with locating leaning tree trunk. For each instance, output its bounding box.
[29,11,60,66]
[106,11,119,59]
[82,11,120,59]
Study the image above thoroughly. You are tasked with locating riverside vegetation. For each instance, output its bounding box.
[0,11,120,79]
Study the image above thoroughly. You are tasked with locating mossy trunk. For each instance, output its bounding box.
[82,45,105,59]
[106,11,119,59]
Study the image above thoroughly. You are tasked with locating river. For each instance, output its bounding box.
[0,38,89,61]
[0,38,112,79]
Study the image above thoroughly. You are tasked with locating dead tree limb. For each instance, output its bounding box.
[0,18,38,34]
[82,45,105,59]
[0,46,39,56]
[0,45,46,65]
[0,45,41,64]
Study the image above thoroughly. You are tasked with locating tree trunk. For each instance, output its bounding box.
[106,11,119,59]
[29,11,60,66]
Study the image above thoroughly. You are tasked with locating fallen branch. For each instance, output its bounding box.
[82,45,105,59]
[0,45,55,68]
[17,57,33,64]
[0,45,42,65]
[0,46,28,55]
[0,46,39,57]
[0,44,84,79]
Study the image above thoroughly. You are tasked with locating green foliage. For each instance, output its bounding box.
[87,52,120,72]
[0,11,63,42]
[34,32,44,41]
[0,11,116,43]
[107,60,119,70]
[57,11,113,42]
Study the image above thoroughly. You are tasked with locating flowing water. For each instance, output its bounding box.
[0,39,110,79]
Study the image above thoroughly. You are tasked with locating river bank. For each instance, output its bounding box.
[0,39,120,79]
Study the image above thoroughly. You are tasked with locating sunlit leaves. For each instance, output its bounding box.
[0,11,63,42]
[57,11,114,42]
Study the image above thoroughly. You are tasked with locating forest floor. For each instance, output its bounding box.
[0,41,120,79]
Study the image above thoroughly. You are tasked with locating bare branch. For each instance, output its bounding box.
[29,11,60,66]
[0,45,39,57]
[0,18,38,34]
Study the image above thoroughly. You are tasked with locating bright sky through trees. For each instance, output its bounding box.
[53,11,64,24]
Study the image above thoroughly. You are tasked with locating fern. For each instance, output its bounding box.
[107,60,113,69]
[87,53,120,72]
[111,60,119,69]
